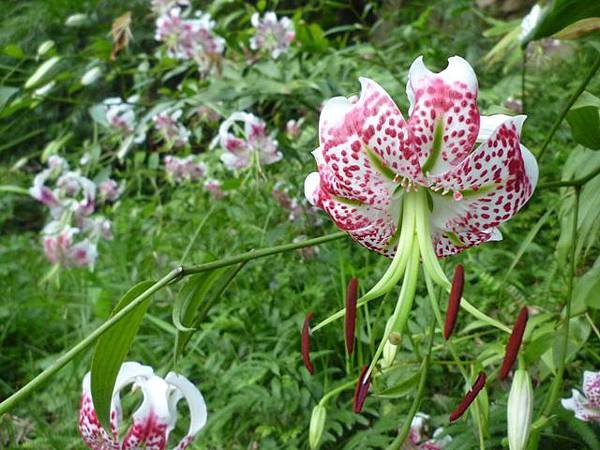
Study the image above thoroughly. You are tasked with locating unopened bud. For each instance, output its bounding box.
[309,404,327,449]
[25,56,60,89]
[81,66,102,86]
[507,369,533,450]
[65,13,89,27]
[37,40,55,57]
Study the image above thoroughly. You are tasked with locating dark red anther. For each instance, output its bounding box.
[449,371,487,422]
[302,311,314,375]
[499,307,529,380]
[444,264,464,340]
[353,365,371,413]
[345,277,359,354]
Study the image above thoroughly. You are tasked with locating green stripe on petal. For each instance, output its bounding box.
[364,145,397,180]
[421,119,444,175]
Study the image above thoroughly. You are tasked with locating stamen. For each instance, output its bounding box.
[345,277,358,355]
[302,311,314,375]
[499,307,529,380]
[353,364,371,413]
[449,371,487,422]
[444,264,464,340]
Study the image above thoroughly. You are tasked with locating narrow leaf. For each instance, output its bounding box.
[90,280,155,431]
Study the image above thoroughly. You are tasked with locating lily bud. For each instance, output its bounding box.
[444,264,464,339]
[507,369,533,450]
[37,40,55,57]
[309,404,327,449]
[500,307,528,380]
[81,67,102,86]
[25,56,60,89]
[301,311,314,374]
[345,277,358,354]
[65,13,89,27]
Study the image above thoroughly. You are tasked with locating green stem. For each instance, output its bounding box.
[386,319,435,450]
[538,164,600,190]
[0,232,345,416]
[528,186,580,449]
[459,297,511,334]
[318,379,357,406]
[536,54,600,160]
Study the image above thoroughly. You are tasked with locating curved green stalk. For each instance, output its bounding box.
[0,232,345,416]
[386,319,435,450]
[415,190,448,287]
[528,187,580,449]
[363,236,420,381]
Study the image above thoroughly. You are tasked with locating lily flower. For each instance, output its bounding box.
[561,370,600,423]
[79,361,207,450]
[217,112,282,170]
[153,110,191,149]
[250,11,295,59]
[304,57,537,377]
[408,412,452,449]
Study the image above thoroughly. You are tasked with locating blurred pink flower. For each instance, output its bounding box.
[153,110,191,148]
[250,11,294,59]
[562,371,600,423]
[218,112,281,170]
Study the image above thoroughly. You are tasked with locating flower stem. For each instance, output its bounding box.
[536,54,600,160]
[459,297,511,334]
[528,186,580,449]
[0,232,345,416]
[386,318,435,450]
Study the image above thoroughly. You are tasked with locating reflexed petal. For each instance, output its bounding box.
[122,375,173,450]
[317,77,415,201]
[477,114,512,142]
[583,371,600,409]
[306,171,397,256]
[433,228,502,257]
[406,56,480,176]
[428,116,537,247]
[562,389,600,423]
[165,372,208,450]
[80,362,153,450]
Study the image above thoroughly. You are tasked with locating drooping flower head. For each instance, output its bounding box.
[153,110,191,149]
[104,97,136,136]
[408,412,452,449]
[250,11,295,59]
[155,8,225,74]
[79,361,207,450]
[562,370,600,423]
[305,56,538,259]
[217,112,282,170]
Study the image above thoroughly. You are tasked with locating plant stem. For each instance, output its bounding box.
[528,186,580,448]
[538,164,600,189]
[386,319,435,450]
[0,232,345,416]
[536,54,600,160]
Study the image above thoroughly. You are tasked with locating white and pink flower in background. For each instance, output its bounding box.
[98,179,122,203]
[79,361,207,450]
[150,0,190,15]
[153,110,191,149]
[164,155,207,183]
[562,370,600,423]
[408,412,452,449]
[104,97,136,136]
[286,118,303,140]
[204,178,224,198]
[304,56,538,259]
[217,112,282,170]
[250,11,295,59]
[155,7,225,74]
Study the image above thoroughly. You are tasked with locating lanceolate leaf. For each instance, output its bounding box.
[90,280,155,431]
[566,91,600,150]
[174,262,246,358]
[523,0,600,46]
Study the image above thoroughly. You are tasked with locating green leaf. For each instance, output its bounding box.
[174,262,246,358]
[90,280,155,430]
[3,44,24,59]
[553,17,600,40]
[525,0,600,46]
[0,87,18,111]
[566,91,600,150]
[573,255,600,312]
[375,370,420,398]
